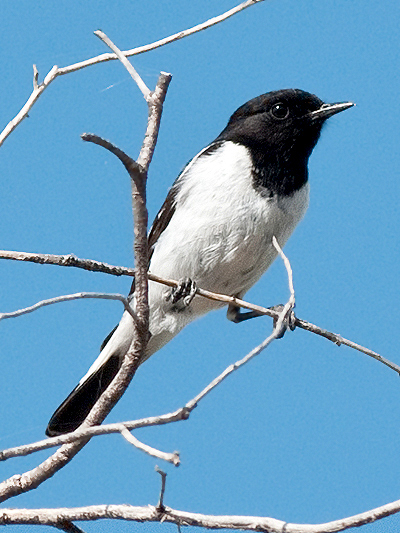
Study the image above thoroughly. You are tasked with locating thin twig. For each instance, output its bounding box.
[0,292,137,322]
[155,467,167,510]
[1,248,396,374]
[120,427,180,466]
[81,134,145,190]
[137,72,172,172]
[0,410,186,461]
[0,0,264,147]
[273,236,294,298]
[0,250,135,275]
[0,65,59,147]
[0,44,172,512]
[94,30,151,100]
[0,238,294,461]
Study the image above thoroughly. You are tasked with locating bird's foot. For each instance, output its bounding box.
[167,278,197,307]
[269,303,297,338]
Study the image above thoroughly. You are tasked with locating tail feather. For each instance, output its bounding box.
[45,354,122,436]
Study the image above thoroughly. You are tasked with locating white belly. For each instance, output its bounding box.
[85,142,309,373]
[145,141,309,355]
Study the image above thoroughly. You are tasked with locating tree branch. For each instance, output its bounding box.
[155,467,167,510]
[1,497,400,532]
[0,248,398,376]
[0,413,187,461]
[119,427,180,466]
[0,0,264,147]
[0,292,137,323]
[94,30,151,100]
[0,36,172,505]
[0,238,292,463]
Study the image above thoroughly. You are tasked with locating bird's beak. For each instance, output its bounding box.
[310,101,355,120]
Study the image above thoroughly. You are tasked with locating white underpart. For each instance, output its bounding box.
[79,141,309,385]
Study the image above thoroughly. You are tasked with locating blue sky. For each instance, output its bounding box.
[1,1,400,532]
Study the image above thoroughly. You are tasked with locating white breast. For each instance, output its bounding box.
[144,141,309,355]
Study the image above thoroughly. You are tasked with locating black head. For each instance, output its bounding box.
[216,89,353,195]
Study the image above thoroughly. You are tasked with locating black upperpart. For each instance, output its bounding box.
[215,89,352,196]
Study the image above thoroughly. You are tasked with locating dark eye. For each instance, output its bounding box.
[271,102,289,119]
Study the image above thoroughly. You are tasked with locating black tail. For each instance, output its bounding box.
[46,354,122,436]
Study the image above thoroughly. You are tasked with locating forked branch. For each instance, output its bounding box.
[0,38,170,506]
[0,247,397,375]
[0,0,265,147]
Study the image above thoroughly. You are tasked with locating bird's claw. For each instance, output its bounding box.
[167,278,197,307]
[269,304,297,338]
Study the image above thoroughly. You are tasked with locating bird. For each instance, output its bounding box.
[46,88,353,436]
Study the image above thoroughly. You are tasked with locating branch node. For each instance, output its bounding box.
[335,336,343,346]
[81,133,145,190]
[181,407,192,419]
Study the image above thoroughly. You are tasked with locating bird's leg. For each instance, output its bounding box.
[167,278,197,307]
[227,302,297,338]
[227,304,264,323]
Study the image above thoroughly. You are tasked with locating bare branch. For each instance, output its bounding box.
[0,0,264,147]
[94,30,151,100]
[0,410,187,461]
[81,134,145,190]
[0,248,398,375]
[120,427,180,466]
[0,292,137,323]
[1,497,400,531]
[155,467,167,510]
[0,40,172,509]
[273,236,294,300]
[0,243,294,463]
[137,71,172,172]
[0,249,135,276]
[0,65,59,147]
[186,237,295,411]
